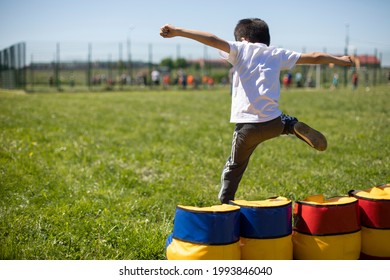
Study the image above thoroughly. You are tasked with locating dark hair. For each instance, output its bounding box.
[234,18,270,46]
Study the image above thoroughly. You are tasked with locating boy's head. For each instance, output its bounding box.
[234,18,270,46]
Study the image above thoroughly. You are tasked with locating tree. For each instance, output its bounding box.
[160,57,174,70]
[174,58,187,69]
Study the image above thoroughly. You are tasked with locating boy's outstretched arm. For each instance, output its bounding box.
[160,24,230,53]
[297,52,354,66]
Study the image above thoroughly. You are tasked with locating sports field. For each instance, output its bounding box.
[0,86,389,259]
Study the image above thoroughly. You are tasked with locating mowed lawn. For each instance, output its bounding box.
[1,86,389,259]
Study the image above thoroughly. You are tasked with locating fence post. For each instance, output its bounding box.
[148,43,152,85]
[30,54,34,91]
[373,48,377,87]
[55,42,60,91]
[87,43,92,90]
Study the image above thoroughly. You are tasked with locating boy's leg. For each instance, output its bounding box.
[219,154,250,204]
[219,127,254,204]
[280,114,298,134]
[281,113,327,151]
[219,119,284,204]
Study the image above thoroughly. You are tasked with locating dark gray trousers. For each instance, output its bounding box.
[218,114,297,204]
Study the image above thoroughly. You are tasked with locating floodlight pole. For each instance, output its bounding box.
[127,26,135,83]
[176,44,181,60]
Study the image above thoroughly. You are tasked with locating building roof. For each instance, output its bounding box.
[356,55,380,65]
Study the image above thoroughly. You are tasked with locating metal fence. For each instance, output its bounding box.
[0,42,27,89]
[1,41,388,92]
[20,41,235,92]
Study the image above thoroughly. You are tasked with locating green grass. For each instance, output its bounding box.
[1,86,389,259]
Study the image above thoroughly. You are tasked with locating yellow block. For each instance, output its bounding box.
[361,226,390,257]
[301,194,357,205]
[352,184,390,200]
[178,204,240,212]
[292,231,361,260]
[166,238,241,260]
[240,235,293,260]
[233,196,291,207]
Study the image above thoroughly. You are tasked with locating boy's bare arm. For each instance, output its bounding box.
[297,52,354,66]
[160,24,230,53]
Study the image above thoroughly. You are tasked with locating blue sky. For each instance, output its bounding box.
[1,0,390,65]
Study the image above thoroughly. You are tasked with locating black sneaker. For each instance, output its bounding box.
[293,122,327,151]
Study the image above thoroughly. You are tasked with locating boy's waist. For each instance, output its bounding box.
[230,111,282,124]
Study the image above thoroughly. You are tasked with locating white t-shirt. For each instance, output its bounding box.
[220,41,300,123]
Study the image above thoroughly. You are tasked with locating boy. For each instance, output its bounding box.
[160,18,353,204]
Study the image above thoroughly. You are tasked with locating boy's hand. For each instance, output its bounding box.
[341,55,354,67]
[160,24,177,38]
[159,24,230,53]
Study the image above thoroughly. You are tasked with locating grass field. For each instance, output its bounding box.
[1,85,389,260]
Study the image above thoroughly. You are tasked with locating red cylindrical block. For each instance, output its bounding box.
[294,196,360,235]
